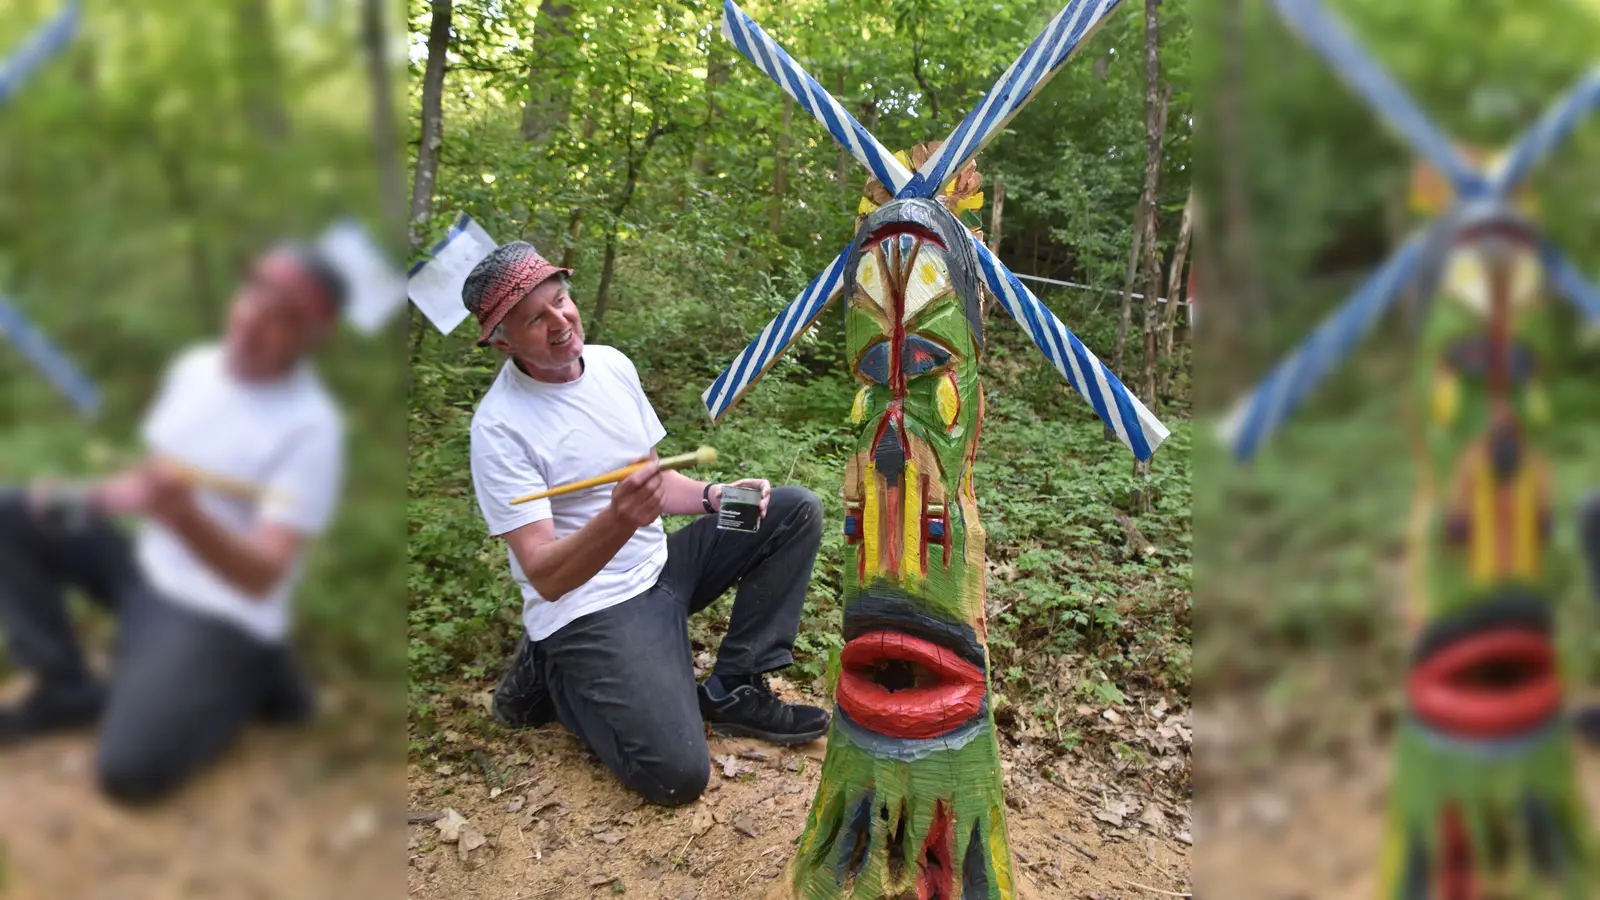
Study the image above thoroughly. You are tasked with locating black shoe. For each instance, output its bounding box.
[698,673,829,745]
[1574,706,1600,744]
[0,682,104,745]
[256,676,318,726]
[492,634,556,729]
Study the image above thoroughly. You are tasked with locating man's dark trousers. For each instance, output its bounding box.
[497,485,823,806]
[0,489,314,803]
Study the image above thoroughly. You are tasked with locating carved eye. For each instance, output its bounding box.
[856,337,954,388]
[902,247,951,321]
[857,342,890,386]
[900,335,951,378]
[856,253,887,311]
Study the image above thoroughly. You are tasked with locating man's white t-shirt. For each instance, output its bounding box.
[470,345,667,642]
[136,343,345,643]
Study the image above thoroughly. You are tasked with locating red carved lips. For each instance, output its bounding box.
[837,631,985,739]
[1406,627,1560,739]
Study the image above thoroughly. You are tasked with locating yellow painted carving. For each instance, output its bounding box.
[902,456,921,581]
[1377,809,1405,898]
[937,374,960,427]
[1432,370,1459,425]
[851,387,869,425]
[1470,450,1495,584]
[1512,459,1542,580]
[988,809,1015,897]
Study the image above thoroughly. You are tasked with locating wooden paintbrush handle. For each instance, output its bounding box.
[509,446,717,505]
[164,461,285,504]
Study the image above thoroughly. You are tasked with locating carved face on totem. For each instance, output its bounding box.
[793,196,1015,899]
[1418,206,1560,743]
[835,196,989,750]
[1393,206,1579,898]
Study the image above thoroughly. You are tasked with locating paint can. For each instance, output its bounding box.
[716,485,762,533]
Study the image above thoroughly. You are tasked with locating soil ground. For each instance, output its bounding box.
[405,679,1193,900]
[0,680,405,900]
[1197,691,1600,898]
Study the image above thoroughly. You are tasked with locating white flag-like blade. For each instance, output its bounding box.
[406,213,498,335]
[702,246,851,422]
[1268,0,1485,198]
[721,0,912,194]
[910,0,1121,199]
[1217,233,1428,461]
[974,238,1167,460]
[1492,68,1600,194]
[320,220,407,336]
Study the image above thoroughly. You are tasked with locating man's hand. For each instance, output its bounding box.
[87,459,197,526]
[608,451,665,528]
[141,459,199,527]
[89,468,152,517]
[713,478,771,518]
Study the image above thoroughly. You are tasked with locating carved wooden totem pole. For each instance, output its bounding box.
[701,2,1169,897]
[1221,0,1600,895]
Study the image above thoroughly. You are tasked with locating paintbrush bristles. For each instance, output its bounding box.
[509,446,718,505]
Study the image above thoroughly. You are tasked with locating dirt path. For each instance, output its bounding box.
[0,717,405,900]
[1198,696,1600,898]
[406,686,1193,900]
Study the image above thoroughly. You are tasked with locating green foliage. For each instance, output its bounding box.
[407,0,1194,759]
[0,2,406,709]
[1190,0,1600,719]
[410,299,1193,749]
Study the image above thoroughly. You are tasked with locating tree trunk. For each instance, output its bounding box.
[362,0,405,247]
[153,137,214,329]
[1160,187,1195,399]
[521,0,573,144]
[1114,203,1143,381]
[560,207,583,269]
[409,0,453,255]
[590,124,666,333]
[236,0,290,143]
[1161,188,1195,353]
[768,94,793,237]
[691,41,729,179]
[592,227,619,334]
[1216,0,1257,383]
[1133,0,1166,509]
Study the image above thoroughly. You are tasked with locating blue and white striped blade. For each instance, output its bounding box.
[907,0,1122,199]
[1217,233,1428,462]
[1540,240,1600,321]
[722,0,912,194]
[1492,68,1600,194]
[702,245,851,422]
[0,0,80,109]
[1268,0,1486,199]
[0,294,99,418]
[974,237,1167,461]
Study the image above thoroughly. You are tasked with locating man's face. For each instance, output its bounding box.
[224,251,335,381]
[489,276,584,377]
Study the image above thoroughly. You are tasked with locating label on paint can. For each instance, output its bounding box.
[716,485,762,533]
